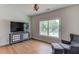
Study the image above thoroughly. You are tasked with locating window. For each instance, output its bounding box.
[39,19,59,38]
[40,21,48,36]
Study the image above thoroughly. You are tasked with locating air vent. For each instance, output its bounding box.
[46,8,50,11]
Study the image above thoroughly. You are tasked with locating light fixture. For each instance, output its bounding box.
[34,4,39,11]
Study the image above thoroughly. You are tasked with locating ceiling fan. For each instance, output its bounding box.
[33,4,39,11]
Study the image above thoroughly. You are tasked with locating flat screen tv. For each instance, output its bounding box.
[10,22,29,32]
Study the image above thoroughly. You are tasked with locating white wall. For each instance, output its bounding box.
[0,5,30,46]
[0,20,10,46]
[0,10,30,46]
[31,5,79,43]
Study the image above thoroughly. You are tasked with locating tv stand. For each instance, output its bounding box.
[9,32,30,44]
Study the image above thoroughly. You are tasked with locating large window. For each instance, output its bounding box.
[39,19,59,38]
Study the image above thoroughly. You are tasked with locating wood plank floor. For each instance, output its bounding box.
[0,39,52,54]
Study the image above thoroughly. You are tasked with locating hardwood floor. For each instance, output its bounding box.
[0,39,52,54]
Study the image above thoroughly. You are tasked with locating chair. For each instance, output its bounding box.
[62,34,79,54]
[51,34,79,54]
[61,40,71,54]
[70,34,79,54]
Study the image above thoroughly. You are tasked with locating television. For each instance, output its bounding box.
[10,22,29,32]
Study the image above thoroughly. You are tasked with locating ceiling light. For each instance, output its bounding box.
[34,4,39,11]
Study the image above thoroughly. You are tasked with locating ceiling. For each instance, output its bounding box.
[0,4,70,18]
[4,4,72,16]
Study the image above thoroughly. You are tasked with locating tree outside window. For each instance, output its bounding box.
[39,19,59,38]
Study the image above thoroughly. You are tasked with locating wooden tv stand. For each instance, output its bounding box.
[9,32,30,44]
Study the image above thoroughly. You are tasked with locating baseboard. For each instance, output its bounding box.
[0,43,9,47]
[31,38,51,44]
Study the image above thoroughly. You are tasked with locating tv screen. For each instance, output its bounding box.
[11,22,28,32]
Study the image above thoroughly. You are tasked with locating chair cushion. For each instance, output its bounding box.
[59,43,70,50]
[51,43,64,49]
[71,43,79,47]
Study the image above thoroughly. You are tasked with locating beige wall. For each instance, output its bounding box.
[31,5,79,43]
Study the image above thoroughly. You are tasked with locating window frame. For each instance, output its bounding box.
[39,19,61,39]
